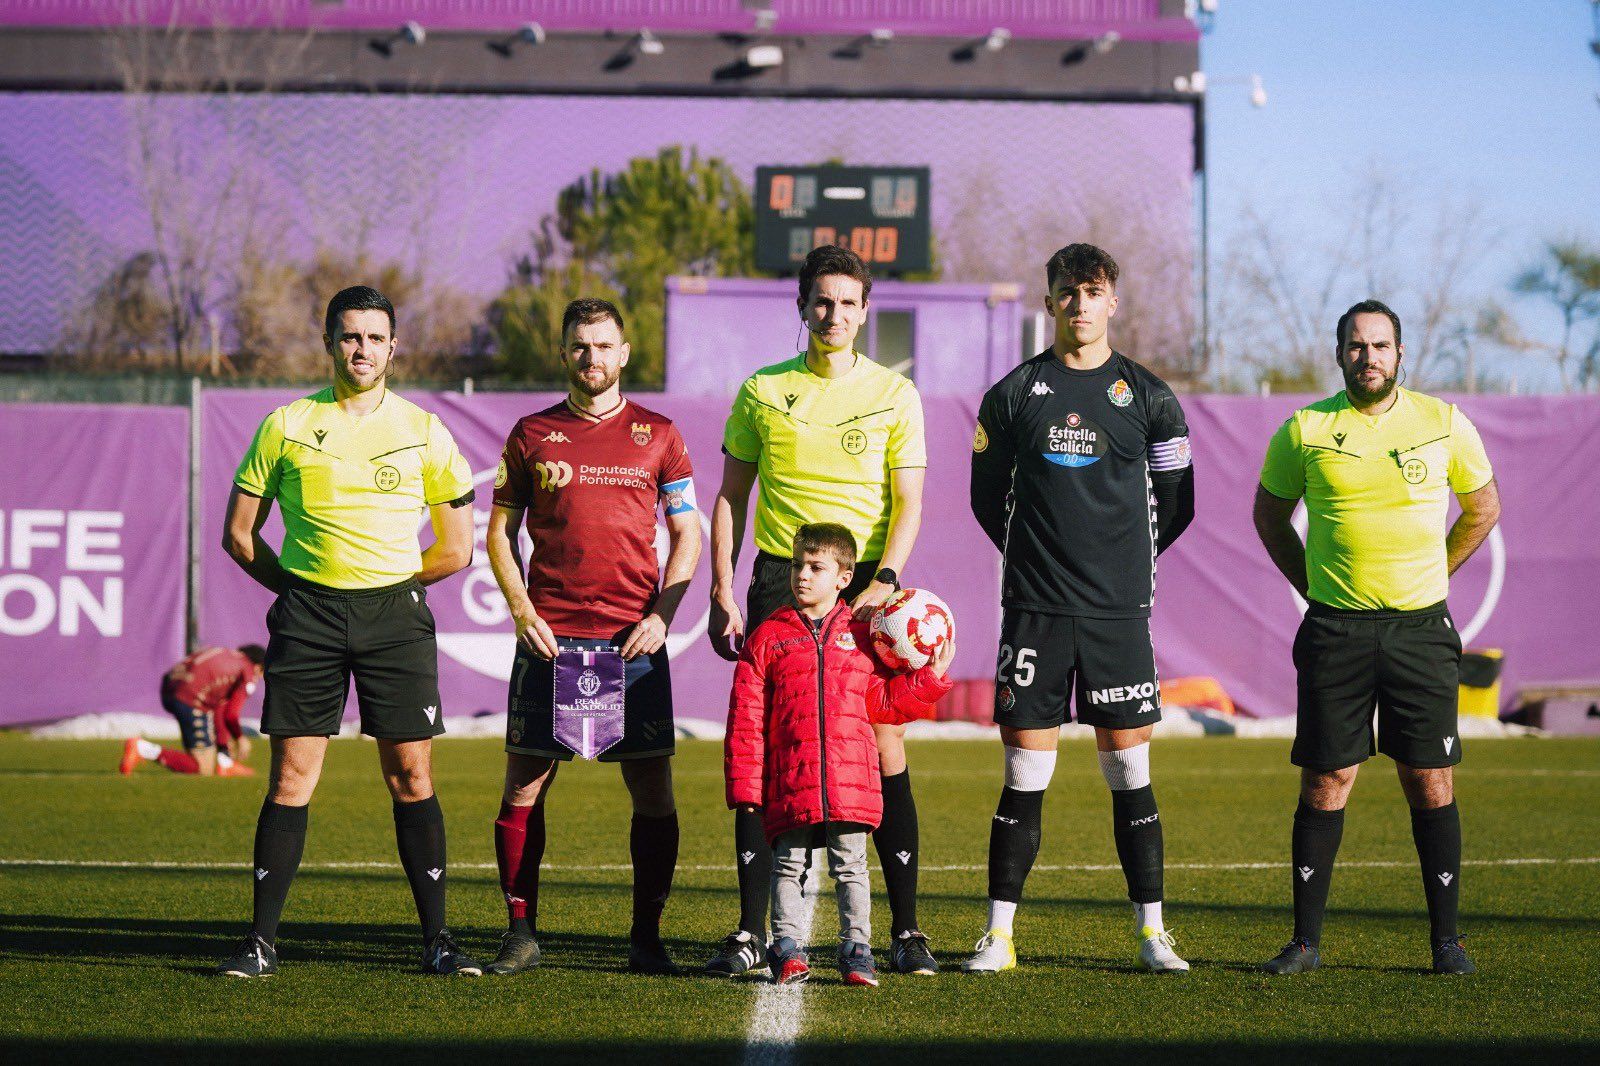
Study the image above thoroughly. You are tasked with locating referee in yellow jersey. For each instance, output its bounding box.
[215,286,481,978]
[705,244,936,977]
[1253,300,1501,976]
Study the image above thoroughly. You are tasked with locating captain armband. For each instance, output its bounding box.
[660,477,698,516]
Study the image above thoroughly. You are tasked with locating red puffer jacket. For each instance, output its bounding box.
[725,601,953,843]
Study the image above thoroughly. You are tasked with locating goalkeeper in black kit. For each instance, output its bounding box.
[964,243,1196,974]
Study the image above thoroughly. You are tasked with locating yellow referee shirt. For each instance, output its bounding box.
[723,353,926,559]
[234,388,473,589]
[1259,388,1493,611]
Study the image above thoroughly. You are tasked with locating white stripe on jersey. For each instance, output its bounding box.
[1148,435,1192,472]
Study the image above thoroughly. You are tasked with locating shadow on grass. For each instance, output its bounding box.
[0,1037,1594,1066]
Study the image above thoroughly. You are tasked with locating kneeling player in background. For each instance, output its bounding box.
[966,244,1196,974]
[485,299,701,976]
[121,644,265,777]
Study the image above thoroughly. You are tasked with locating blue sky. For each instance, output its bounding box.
[1203,1,1600,388]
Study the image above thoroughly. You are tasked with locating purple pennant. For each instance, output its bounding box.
[552,648,626,760]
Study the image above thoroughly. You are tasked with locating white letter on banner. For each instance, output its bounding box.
[60,576,122,637]
[66,512,123,572]
[0,573,55,636]
[10,510,64,569]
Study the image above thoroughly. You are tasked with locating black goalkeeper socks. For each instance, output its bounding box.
[630,811,680,944]
[734,806,772,939]
[250,800,308,944]
[1291,801,1346,946]
[393,795,448,942]
[988,786,1045,904]
[873,770,921,935]
[1110,785,1164,905]
[1410,802,1462,943]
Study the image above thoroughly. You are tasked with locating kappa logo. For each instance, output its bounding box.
[423,704,438,724]
[1298,866,1315,882]
[1138,700,1155,714]
[1438,872,1454,886]
[1031,380,1053,396]
[740,850,757,865]
[1444,736,1455,755]
[427,868,443,881]
[896,851,912,865]
[255,868,269,881]
[537,460,573,490]
[543,431,571,443]
[313,428,328,446]
[1332,432,1347,449]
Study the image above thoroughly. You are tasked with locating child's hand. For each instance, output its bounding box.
[929,637,956,678]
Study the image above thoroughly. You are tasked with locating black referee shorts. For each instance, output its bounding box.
[1291,601,1463,771]
[261,575,446,741]
[746,550,880,633]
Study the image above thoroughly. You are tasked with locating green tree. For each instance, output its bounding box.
[491,147,756,386]
[1513,240,1600,392]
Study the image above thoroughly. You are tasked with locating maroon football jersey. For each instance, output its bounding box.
[163,646,259,719]
[493,398,694,638]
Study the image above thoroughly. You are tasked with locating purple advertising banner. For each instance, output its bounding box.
[0,404,187,725]
[198,388,1600,724]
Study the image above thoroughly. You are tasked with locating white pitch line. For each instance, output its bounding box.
[741,849,822,1066]
[1,855,1596,874]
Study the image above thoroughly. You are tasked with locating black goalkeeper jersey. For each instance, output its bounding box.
[970,349,1192,618]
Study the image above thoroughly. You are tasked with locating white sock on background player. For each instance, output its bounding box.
[135,738,161,761]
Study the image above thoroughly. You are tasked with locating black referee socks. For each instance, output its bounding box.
[873,770,921,936]
[1291,801,1346,946]
[393,795,448,942]
[1110,785,1164,905]
[734,806,772,939]
[1410,802,1462,944]
[251,800,308,944]
[988,786,1045,904]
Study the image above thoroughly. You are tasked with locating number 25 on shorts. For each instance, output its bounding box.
[997,645,1037,687]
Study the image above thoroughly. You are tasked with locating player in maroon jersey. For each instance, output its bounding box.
[120,645,266,777]
[484,298,701,977]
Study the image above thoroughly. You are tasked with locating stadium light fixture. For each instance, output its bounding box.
[369,21,425,58]
[604,29,665,72]
[951,27,1010,63]
[1093,31,1121,55]
[488,22,546,58]
[832,28,894,61]
[1063,30,1120,66]
[713,41,784,80]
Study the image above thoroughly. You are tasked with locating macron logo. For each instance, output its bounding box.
[255,868,269,881]
[423,705,438,724]
[740,850,756,865]
[896,851,912,865]
[427,868,443,881]
[1298,866,1314,882]
[1438,872,1454,886]
[1444,737,1455,755]
[1031,381,1053,396]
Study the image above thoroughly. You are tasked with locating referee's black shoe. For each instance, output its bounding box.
[705,930,768,977]
[422,930,483,976]
[217,933,277,978]
[628,937,682,976]
[1431,935,1476,975]
[485,930,541,975]
[889,930,940,975]
[1260,936,1320,975]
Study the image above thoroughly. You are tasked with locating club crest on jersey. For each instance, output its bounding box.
[973,421,989,453]
[494,457,508,489]
[835,630,857,650]
[631,423,653,446]
[1042,413,1107,468]
[1402,458,1428,484]
[841,428,868,455]
[997,684,1016,711]
[1107,379,1133,407]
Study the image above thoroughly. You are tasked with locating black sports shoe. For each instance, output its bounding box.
[628,938,682,976]
[486,930,541,975]
[889,930,939,975]
[705,930,768,977]
[217,933,278,978]
[1260,936,1321,975]
[1432,935,1476,975]
[422,930,483,976]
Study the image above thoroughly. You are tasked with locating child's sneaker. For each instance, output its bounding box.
[838,940,878,986]
[768,936,810,985]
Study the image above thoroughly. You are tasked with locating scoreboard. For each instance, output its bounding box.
[754,166,931,274]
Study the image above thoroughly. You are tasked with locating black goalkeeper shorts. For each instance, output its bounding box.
[992,609,1162,731]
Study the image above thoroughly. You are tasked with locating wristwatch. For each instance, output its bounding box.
[873,567,900,589]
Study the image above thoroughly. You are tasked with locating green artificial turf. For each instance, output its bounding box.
[1,735,1596,1064]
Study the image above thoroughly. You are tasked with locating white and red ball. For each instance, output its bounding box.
[869,588,954,671]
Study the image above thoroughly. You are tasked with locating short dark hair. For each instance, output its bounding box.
[239,644,267,666]
[561,297,626,343]
[792,522,857,573]
[324,285,395,341]
[1336,299,1403,351]
[797,244,872,305]
[1046,243,1119,292]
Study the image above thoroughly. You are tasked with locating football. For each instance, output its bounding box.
[869,587,955,671]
